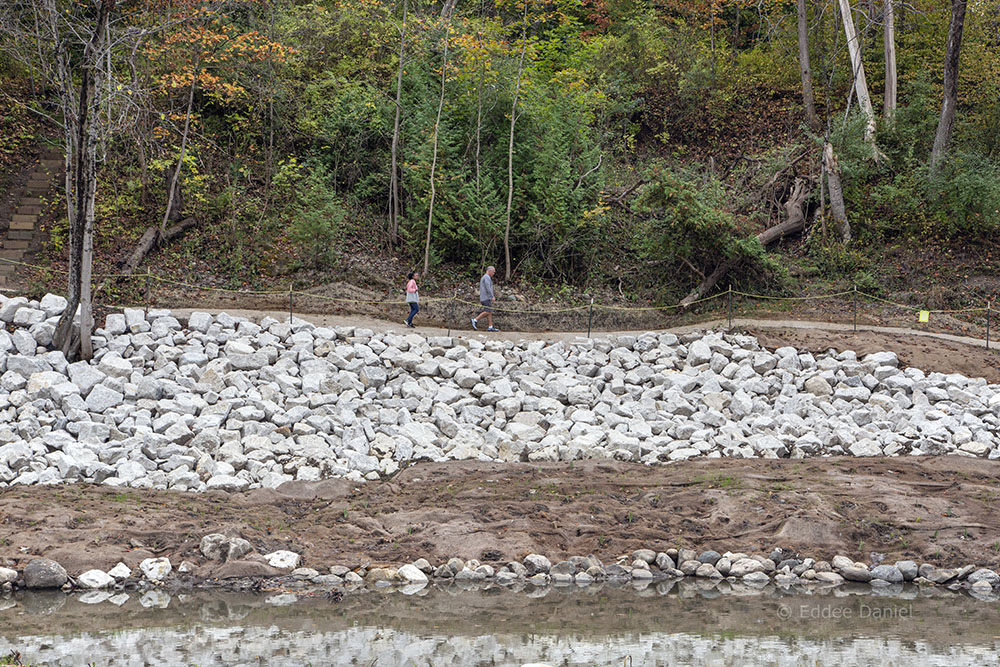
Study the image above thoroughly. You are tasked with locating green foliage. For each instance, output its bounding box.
[827,77,1000,245]
[635,162,781,296]
[928,152,1000,238]
[7,0,1000,298]
[853,269,881,295]
[272,159,345,269]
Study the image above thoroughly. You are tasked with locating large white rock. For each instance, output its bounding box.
[397,564,429,583]
[686,340,712,366]
[139,557,172,582]
[187,312,213,333]
[86,385,124,413]
[97,353,133,379]
[13,307,45,327]
[0,297,28,323]
[265,550,301,569]
[77,569,115,589]
[107,562,132,581]
[67,363,107,397]
[103,313,127,335]
[206,475,249,492]
[39,293,69,317]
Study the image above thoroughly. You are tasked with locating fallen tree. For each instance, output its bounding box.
[93,217,198,299]
[679,177,812,307]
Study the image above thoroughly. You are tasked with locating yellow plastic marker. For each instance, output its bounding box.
[918,310,930,323]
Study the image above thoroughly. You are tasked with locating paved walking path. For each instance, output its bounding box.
[165,307,994,350]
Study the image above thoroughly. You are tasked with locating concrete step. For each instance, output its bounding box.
[3,240,29,250]
[6,231,33,241]
[12,214,37,225]
[0,263,15,275]
[26,185,50,194]
[0,250,24,260]
[20,197,42,207]
[17,205,41,215]
[28,173,51,182]
[39,159,63,169]
[10,221,35,231]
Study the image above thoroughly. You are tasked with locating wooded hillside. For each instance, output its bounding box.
[1,0,999,332]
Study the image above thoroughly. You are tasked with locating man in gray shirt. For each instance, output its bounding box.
[471,266,499,331]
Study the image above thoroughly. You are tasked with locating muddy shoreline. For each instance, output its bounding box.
[2,457,1000,582]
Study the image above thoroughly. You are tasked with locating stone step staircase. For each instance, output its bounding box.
[0,151,62,290]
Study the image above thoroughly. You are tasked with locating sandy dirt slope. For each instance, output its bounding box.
[2,457,999,578]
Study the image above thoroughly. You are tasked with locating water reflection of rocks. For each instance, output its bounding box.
[2,583,1000,666]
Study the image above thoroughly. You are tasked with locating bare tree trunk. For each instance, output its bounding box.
[264,0,276,187]
[838,0,876,141]
[819,151,828,241]
[824,141,851,242]
[474,61,483,192]
[929,0,968,176]
[883,0,896,117]
[423,13,452,275]
[160,55,199,236]
[53,0,114,360]
[504,1,528,281]
[679,178,813,306]
[80,170,95,360]
[389,0,407,244]
[796,0,821,132]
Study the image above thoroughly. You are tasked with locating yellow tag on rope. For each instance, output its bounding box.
[918,310,930,323]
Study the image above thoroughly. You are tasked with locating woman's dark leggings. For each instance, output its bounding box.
[406,302,419,325]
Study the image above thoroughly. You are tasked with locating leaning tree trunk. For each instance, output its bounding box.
[422,13,452,275]
[503,0,528,281]
[930,0,968,176]
[824,141,851,242]
[883,0,897,117]
[838,0,877,141]
[679,178,813,307]
[797,0,821,132]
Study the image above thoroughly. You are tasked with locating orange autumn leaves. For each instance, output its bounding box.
[147,25,292,101]
[142,2,292,143]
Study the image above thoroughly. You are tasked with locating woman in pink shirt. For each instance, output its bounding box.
[404,271,419,328]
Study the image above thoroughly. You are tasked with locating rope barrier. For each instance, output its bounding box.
[732,289,855,302]
[0,256,994,336]
[856,290,988,315]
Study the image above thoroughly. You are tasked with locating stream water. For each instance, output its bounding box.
[1,583,998,666]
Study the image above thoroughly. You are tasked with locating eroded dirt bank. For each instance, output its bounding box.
[750,326,1000,384]
[2,457,999,578]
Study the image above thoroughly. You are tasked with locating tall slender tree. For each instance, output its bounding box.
[930,0,969,175]
[504,0,529,281]
[389,0,407,245]
[423,3,455,274]
[883,0,896,117]
[796,0,821,132]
